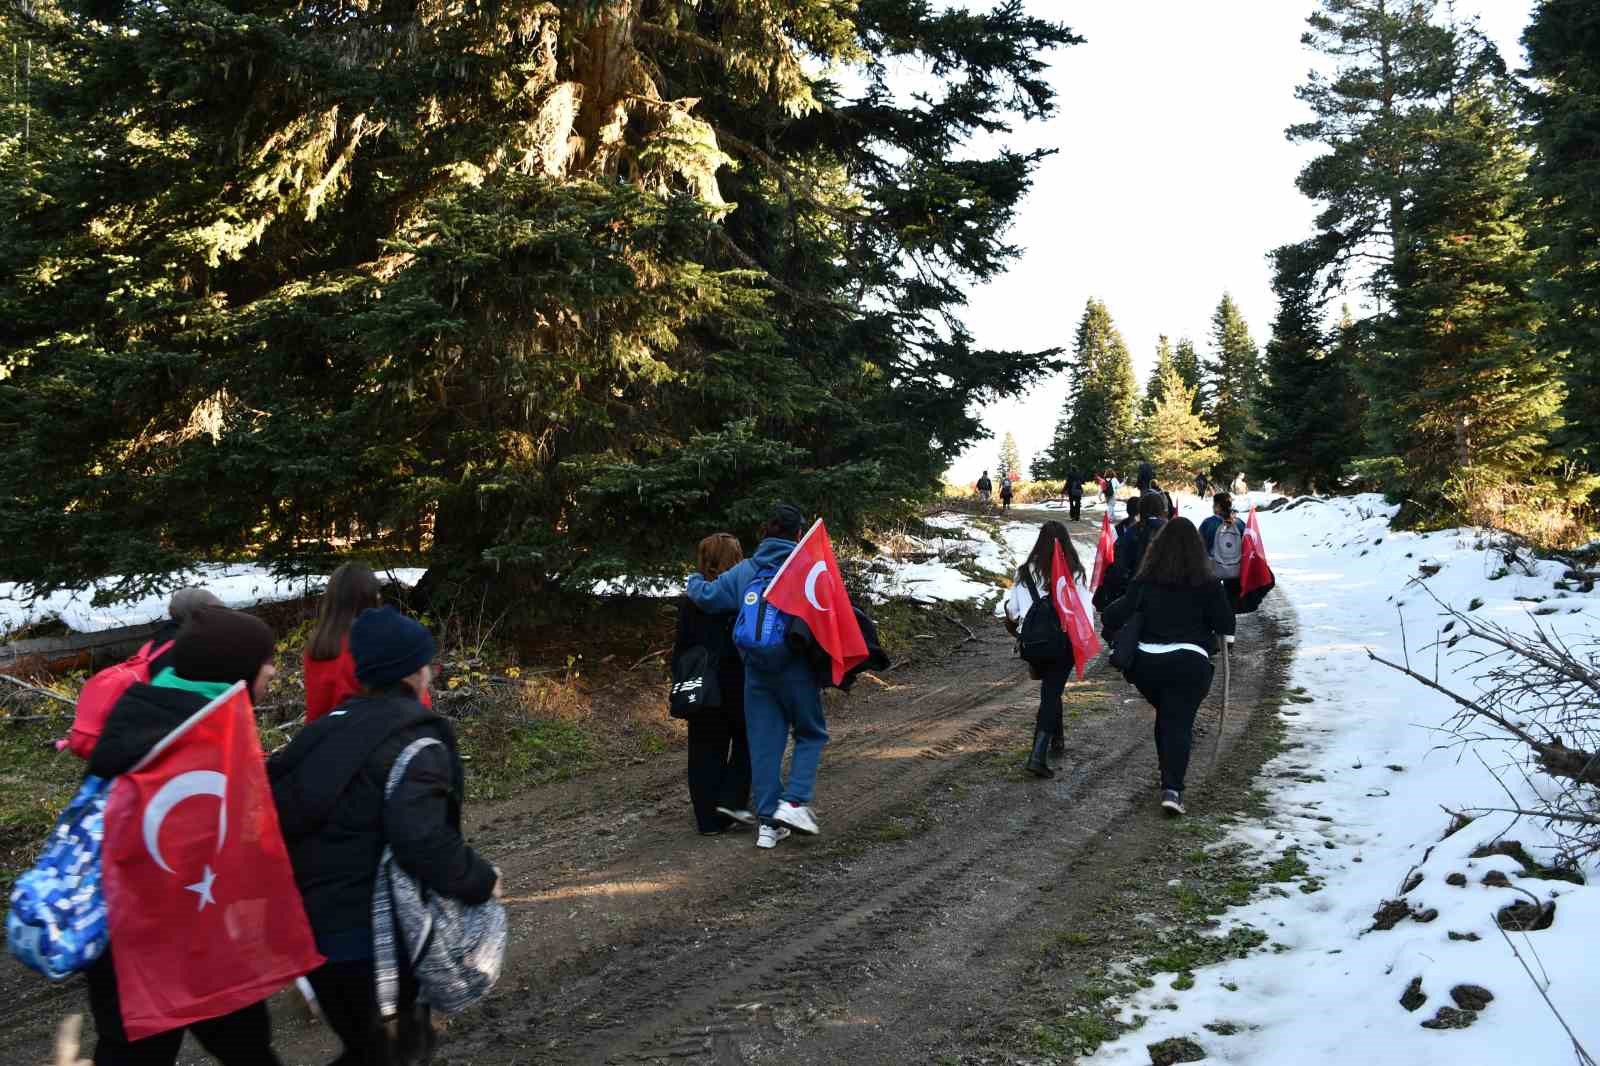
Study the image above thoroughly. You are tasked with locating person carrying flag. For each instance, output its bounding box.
[1003,522,1095,777]
[686,504,838,850]
[85,606,299,1066]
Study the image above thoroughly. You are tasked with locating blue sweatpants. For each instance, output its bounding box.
[745,667,828,821]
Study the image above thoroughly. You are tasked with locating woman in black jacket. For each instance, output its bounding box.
[1100,517,1234,816]
[269,607,498,1066]
[673,533,752,834]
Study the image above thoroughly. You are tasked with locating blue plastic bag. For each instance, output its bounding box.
[7,774,111,980]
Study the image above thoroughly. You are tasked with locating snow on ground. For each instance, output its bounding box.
[1087,494,1600,1066]
[0,565,428,637]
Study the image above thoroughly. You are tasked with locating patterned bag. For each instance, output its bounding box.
[372,739,506,1018]
[7,775,111,980]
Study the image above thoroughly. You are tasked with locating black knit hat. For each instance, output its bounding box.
[349,607,436,689]
[767,502,806,539]
[173,606,277,685]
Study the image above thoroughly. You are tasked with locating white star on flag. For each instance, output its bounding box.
[185,865,217,910]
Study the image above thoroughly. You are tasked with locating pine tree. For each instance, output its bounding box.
[1140,336,1177,419]
[996,432,1023,484]
[1036,299,1137,479]
[1250,243,1360,492]
[1524,0,1600,475]
[1137,362,1219,486]
[0,0,1080,597]
[1204,294,1260,479]
[1172,337,1203,415]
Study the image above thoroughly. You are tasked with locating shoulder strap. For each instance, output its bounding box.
[1020,567,1041,603]
[384,736,444,801]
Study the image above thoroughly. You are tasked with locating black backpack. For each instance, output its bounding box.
[1017,569,1067,665]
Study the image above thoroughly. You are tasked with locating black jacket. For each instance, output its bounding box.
[268,696,495,958]
[1101,579,1235,654]
[88,681,209,778]
[1092,519,1165,611]
[787,608,891,691]
[672,598,746,718]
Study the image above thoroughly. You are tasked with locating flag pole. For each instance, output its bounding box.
[1218,638,1231,757]
[768,517,822,589]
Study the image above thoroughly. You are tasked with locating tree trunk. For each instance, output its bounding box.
[569,1,640,178]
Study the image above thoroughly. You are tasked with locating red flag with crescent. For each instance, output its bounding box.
[1240,507,1273,598]
[102,683,321,1039]
[1051,541,1102,679]
[1090,509,1116,591]
[766,519,869,685]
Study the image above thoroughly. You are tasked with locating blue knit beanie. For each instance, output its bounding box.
[349,607,436,689]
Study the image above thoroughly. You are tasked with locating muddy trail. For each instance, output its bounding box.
[0,507,1295,1065]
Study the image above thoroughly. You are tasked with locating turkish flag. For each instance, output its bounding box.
[1090,509,1117,591]
[1051,541,1102,679]
[766,519,869,685]
[1240,508,1275,600]
[102,683,322,1040]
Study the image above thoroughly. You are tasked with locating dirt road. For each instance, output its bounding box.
[0,507,1294,1065]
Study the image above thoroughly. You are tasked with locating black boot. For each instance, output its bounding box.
[1049,733,1065,759]
[1025,730,1055,778]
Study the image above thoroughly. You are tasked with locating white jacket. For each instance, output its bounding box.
[1004,566,1093,627]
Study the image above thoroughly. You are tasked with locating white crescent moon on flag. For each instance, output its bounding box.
[804,560,830,612]
[142,770,227,874]
[1055,575,1069,614]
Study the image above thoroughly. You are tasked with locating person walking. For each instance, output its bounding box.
[85,607,286,1066]
[270,607,499,1066]
[1114,496,1138,537]
[1094,492,1168,610]
[998,476,1014,513]
[1199,492,1248,601]
[1065,471,1083,522]
[1100,518,1235,816]
[303,563,436,724]
[1194,471,1211,500]
[1136,460,1154,495]
[975,470,993,507]
[684,504,827,850]
[1002,522,1087,777]
[673,534,753,835]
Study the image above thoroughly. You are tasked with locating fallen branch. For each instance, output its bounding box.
[937,612,977,643]
[630,647,671,671]
[1494,917,1597,1066]
[0,673,75,706]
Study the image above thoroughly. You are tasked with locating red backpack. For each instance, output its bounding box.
[62,640,173,760]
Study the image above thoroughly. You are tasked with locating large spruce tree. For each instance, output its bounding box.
[1137,361,1218,486]
[1203,294,1259,479]
[1250,244,1358,492]
[0,0,1078,598]
[1524,0,1600,476]
[1036,299,1137,478]
[1140,336,1177,419]
[1172,337,1204,415]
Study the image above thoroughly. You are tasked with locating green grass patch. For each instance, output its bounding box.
[0,718,86,895]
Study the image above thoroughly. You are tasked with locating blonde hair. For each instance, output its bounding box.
[697,534,744,580]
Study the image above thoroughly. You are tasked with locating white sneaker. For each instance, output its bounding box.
[756,824,791,849]
[716,806,757,826]
[773,801,820,836]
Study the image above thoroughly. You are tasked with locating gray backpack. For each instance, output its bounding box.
[1211,520,1243,579]
[372,738,506,1019]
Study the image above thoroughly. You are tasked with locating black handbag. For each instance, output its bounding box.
[669,643,723,718]
[1106,586,1146,678]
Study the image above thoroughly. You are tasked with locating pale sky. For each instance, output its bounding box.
[946,0,1537,485]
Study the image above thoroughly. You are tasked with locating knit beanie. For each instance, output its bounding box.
[173,606,277,685]
[767,502,805,540]
[167,587,222,625]
[349,607,436,689]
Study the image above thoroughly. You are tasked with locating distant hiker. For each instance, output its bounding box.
[1200,493,1248,603]
[1101,519,1234,816]
[671,533,752,835]
[1066,471,1084,522]
[1137,460,1154,494]
[271,607,500,1066]
[1094,492,1168,611]
[1003,521,1087,776]
[1195,472,1211,499]
[975,471,993,506]
[999,477,1014,513]
[685,503,827,850]
[304,562,432,724]
[1231,472,1248,497]
[85,607,288,1066]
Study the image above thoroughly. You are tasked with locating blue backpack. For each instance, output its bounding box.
[7,774,111,980]
[732,566,792,671]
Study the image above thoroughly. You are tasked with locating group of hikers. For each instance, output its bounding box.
[15,476,1266,1064]
[972,464,1253,525]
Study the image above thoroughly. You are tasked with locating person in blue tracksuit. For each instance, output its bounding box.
[685,503,826,850]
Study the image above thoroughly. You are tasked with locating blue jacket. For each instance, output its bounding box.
[686,538,809,677]
[1199,515,1246,553]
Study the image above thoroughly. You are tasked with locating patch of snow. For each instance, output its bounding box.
[1085,495,1600,1066]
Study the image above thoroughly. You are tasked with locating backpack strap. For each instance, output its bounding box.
[1020,566,1042,604]
[384,737,444,800]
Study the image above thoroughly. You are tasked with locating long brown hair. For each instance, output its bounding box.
[1135,517,1214,587]
[307,562,382,661]
[1019,520,1085,585]
[697,533,744,580]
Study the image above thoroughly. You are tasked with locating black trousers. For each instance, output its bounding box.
[87,950,282,1066]
[306,958,432,1066]
[1129,650,1215,792]
[686,710,751,832]
[1035,657,1072,736]
[1069,496,1082,521]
